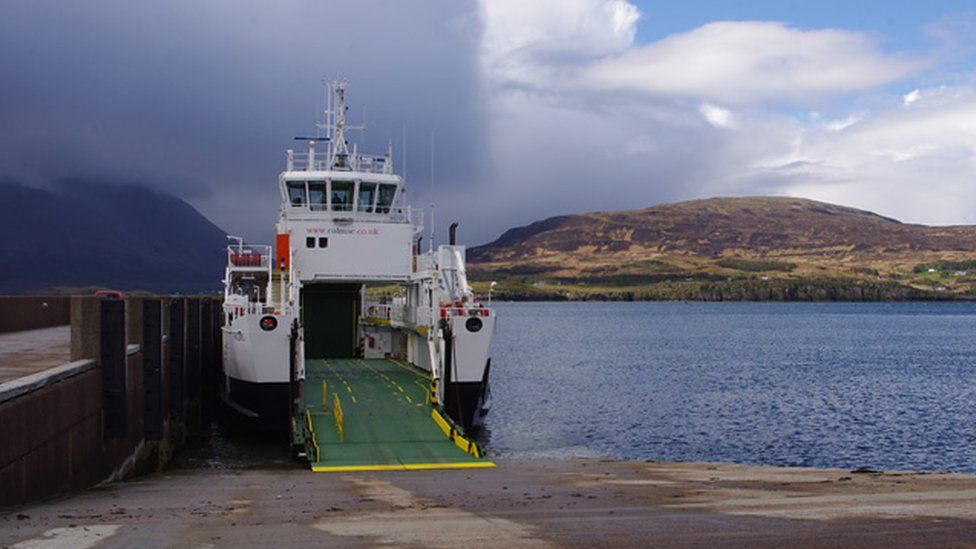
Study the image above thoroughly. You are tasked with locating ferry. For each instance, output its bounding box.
[221,81,495,470]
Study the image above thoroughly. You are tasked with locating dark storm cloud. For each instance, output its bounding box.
[0,0,485,241]
[11,0,963,250]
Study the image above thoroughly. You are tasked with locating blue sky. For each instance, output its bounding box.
[630,0,976,115]
[633,1,972,50]
[3,1,976,244]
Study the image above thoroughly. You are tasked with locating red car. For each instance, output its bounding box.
[93,290,124,300]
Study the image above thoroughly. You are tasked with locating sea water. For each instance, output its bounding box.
[485,301,976,472]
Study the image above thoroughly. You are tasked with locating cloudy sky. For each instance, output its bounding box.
[2,1,976,245]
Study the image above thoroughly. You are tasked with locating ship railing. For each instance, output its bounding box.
[436,300,493,320]
[295,204,419,226]
[224,301,275,323]
[364,302,391,322]
[352,154,393,174]
[227,244,272,269]
[389,205,421,224]
[326,204,415,222]
[252,303,276,315]
[364,300,492,327]
[363,302,432,331]
[363,302,407,325]
[289,151,393,174]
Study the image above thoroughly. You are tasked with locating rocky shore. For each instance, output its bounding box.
[483,277,960,302]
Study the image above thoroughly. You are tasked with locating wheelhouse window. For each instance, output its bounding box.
[358,182,376,213]
[306,237,315,248]
[287,181,307,206]
[307,181,327,210]
[376,183,397,213]
[331,180,353,211]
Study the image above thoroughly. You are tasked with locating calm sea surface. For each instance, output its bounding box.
[483,302,976,472]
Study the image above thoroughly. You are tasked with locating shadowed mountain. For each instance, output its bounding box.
[468,197,976,300]
[0,181,226,294]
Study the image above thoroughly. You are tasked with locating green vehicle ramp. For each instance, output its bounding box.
[300,358,493,472]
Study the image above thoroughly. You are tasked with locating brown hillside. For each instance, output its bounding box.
[468,197,976,298]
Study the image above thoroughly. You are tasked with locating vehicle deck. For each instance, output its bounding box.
[302,358,493,472]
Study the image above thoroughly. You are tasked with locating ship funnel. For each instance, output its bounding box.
[449,222,459,245]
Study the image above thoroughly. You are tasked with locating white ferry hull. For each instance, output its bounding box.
[221,311,292,428]
[442,314,494,431]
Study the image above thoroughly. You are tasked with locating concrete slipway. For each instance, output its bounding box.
[3,458,976,547]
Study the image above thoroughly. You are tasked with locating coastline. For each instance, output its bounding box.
[474,278,973,302]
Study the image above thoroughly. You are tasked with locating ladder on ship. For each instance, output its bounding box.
[269,269,289,306]
[299,358,493,472]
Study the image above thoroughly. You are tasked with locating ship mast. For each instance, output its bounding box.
[318,79,365,171]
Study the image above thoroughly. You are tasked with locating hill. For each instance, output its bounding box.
[467,197,976,301]
[0,181,227,294]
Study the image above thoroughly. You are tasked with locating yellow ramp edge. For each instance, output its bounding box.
[312,461,495,473]
[431,409,484,458]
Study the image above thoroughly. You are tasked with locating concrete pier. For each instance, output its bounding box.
[2,458,976,547]
[0,326,70,383]
[0,296,222,508]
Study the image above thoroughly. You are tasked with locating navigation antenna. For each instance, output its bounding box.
[318,79,365,170]
[429,131,435,253]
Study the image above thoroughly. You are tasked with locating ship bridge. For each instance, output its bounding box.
[272,82,423,284]
[274,170,421,283]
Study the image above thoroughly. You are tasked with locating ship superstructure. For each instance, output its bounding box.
[221,81,495,470]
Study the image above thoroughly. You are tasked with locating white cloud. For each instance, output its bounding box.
[580,21,925,105]
[823,111,865,132]
[904,89,921,106]
[699,103,736,128]
[713,87,976,225]
[482,3,924,106]
[479,0,639,88]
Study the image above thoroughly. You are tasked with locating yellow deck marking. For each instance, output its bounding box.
[357,360,417,402]
[333,393,344,441]
[322,360,355,395]
[305,410,320,462]
[390,359,430,379]
[312,461,495,473]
